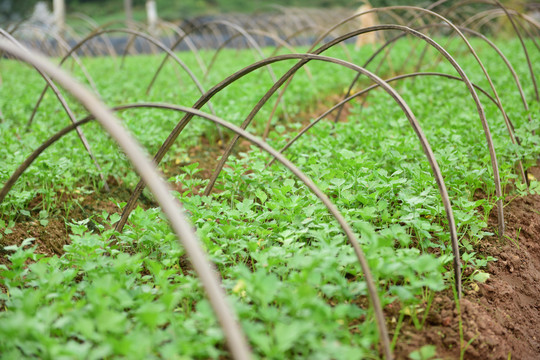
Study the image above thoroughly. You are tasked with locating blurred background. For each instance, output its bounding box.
[1,0,538,57]
[2,0,538,25]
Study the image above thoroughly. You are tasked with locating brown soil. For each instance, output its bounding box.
[0,176,149,267]
[0,218,68,262]
[162,134,225,181]
[393,190,540,359]
[0,134,247,267]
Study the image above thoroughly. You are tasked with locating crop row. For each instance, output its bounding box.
[1,1,539,359]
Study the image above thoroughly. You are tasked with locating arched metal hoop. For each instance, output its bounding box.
[112,52,463,305]
[270,71,505,168]
[0,39,253,360]
[0,101,394,360]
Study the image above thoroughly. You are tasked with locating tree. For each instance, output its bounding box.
[0,0,39,22]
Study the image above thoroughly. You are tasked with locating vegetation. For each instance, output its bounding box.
[3,0,517,24]
[0,31,538,358]
[0,1,540,352]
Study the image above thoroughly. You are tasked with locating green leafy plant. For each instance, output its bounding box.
[0,18,538,359]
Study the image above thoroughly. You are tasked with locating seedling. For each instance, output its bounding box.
[503,227,522,250]
[409,345,437,360]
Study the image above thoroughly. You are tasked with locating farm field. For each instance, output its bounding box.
[0,6,540,360]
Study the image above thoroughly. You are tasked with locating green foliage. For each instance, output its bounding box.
[409,345,437,360]
[0,37,538,358]
[0,0,37,21]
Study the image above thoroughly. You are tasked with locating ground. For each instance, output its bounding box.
[1,140,539,360]
[393,164,540,359]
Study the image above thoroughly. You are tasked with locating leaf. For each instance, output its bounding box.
[339,149,355,159]
[409,345,437,360]
[254,271,280,304]
[135,302,167,328]
[330,178,346,188]
[405,196,424,207]
[236,198,253,213]
[274,322,303,352]
[255,189,267,204]
[109,213,121,225]
[391,286,415,303]
[96,310,127,334]
[377,169,388,178]
[248,323,272,354]
[413,255,439,273]
[75,317,96,338]
[3,244,19,252]
[472,270,490,283]
[283,179,295,188]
